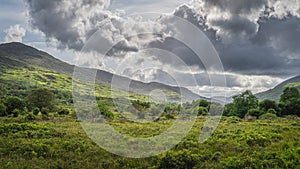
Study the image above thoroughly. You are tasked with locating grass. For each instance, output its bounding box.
[0,114,299,169]
[0,53,299,168]
[0,67,153,104]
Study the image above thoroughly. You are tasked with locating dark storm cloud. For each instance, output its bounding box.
[166,2,300,76]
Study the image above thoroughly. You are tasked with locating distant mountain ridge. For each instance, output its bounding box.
[0,42,205,101]
[256,75,300,101]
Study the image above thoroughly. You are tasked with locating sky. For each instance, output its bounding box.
[0,0,299,97]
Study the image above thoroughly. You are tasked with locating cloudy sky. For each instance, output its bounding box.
[0,0,299,97]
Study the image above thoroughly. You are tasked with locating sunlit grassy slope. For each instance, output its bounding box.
[0,42,203,103]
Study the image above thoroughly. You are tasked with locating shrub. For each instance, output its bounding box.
[244,134,271,147]
[32,107,40,116]
[5,96,25,114]
[57,108,70,115]
[12,109,20,117]
[98,101,113,118]
[247,108,263,118]
[165,113,175,119]
[211,152,222,161]
[198,107,208,116]
[267,108,277,115]
[27,88,56,111]
[41,108,49,116]
[260,113,277,120]
[25,113,36,121]
[259,99,279,113]
[159,151,199,169]
[284,115,298,120]
[0,103,7,116]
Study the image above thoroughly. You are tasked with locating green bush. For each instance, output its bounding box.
[98,101,113,118]
[247,108,263,118]
[57,108,70,115]
[165,113,176,119]
[198,107,208,116]
[159,151,199,169]
[0,103,7,116]
[25,113,36,121]
[260,113,277,120]
[32,107,40,116]
[12,109,20,117]
[259,99,279,113]
[211,152,222,161]
[41,108,49,116]
[5,96,25,114]
[27,88,56,111]
[267,108,277,115]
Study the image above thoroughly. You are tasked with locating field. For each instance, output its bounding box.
[0,114,299,169]
[0,43,300,169]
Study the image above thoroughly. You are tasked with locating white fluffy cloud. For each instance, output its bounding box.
[4,24,26,42]
[25,0,168,52]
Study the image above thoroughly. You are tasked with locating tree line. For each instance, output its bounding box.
[224,87,300,119]
[0,88,69,118]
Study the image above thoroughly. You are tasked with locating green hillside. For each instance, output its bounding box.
[0,42,203,102]
[0,42,299,168]
[256,76,300,101]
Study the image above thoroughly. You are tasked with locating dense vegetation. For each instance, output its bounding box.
[0,67,299,168]
[224,88,300,119]
[0,43,299,168]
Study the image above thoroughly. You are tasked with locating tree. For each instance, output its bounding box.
[280,98,300,117]
[224,103,234,116]
[5,96,25,114]
[231,90,259,118]
[279,87,300,117]
[27,88,56,111]
[199,100,210,108]
[247,108,263,119]
[259,99,279,114]
[280,87,300,103]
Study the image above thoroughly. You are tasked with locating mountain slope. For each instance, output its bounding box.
[256,76,300,101]
[0,42,204,101]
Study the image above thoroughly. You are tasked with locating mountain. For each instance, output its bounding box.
[0,42,205,101]
[256,76,300,101]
